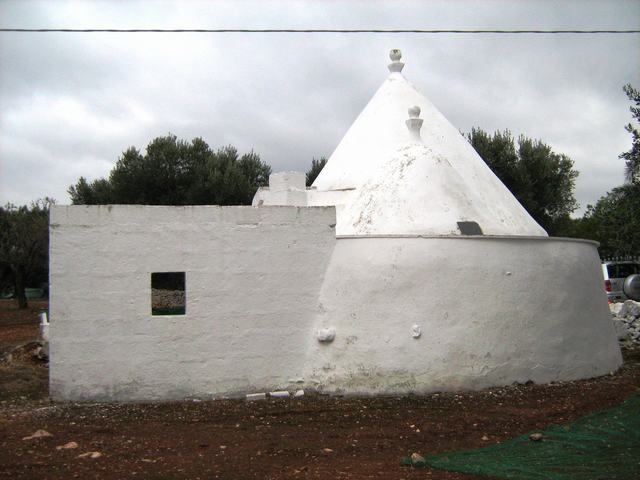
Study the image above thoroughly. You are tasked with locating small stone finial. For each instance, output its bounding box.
[388,49,404,73]
[406,105,423,140]
[408,105,421,118]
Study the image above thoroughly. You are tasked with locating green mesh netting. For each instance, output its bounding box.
[411,394,640,480]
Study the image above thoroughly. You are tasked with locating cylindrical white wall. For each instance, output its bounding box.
[305,236,622,394]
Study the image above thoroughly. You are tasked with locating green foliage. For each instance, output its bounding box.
[0,199,53,308]
[551,214,598,241]
[68,177,112,204]
[68,135,271,206]
[620,84,640,185]
[578,184,640,258]
[306,157,327,187]
[556,85,640,257]
[467,128,578,235]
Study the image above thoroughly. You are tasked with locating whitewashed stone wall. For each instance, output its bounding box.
[49,205,336,401]
[305,236,623,394]
[50,206,622,401]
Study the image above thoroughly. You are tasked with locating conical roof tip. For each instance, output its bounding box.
[388,49,404,73]
[312,50,426,191]
[313,50,547,237]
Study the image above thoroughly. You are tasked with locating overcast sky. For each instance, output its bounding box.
[1,0,638,214]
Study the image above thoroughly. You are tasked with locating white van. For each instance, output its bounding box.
[602,261,640,302]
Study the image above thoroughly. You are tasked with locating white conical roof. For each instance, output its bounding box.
[315,50,547,237]
[339,115,517,235]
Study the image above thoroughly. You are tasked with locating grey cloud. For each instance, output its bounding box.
[0,0,639,212]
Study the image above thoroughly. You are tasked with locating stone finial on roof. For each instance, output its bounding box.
[406,106,423,140]
[388,49,404,73]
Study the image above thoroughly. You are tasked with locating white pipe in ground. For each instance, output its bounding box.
[39,312,49,342]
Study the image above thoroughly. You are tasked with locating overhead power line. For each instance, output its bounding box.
[0,28,639,34]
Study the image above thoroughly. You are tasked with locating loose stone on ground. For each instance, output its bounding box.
[610,300,640,348]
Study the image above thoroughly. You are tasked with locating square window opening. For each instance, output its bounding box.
[151,272,186,316]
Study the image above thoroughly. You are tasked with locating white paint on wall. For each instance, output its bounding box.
[49,205,336,401]
[268,171,306,193]
[253,184,355,210]
[50,204,621,400]
[304,236,622,394]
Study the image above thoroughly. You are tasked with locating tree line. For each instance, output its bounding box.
[564,84,639,258]
[68,136,272,206]
[2,85,638,308]
[0,199,52,308]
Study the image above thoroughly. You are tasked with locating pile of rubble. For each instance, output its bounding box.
[0,341,48,364]
[610,300,640,348]
[151,288,185,310]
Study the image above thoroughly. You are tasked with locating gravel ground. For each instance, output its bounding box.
[1,300,639,480]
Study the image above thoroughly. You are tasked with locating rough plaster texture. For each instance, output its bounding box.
[267,171,306,192]
[305,236,622,395]
[49,205,336,401]
[255,53,546,236]
[253,186,355,210]
[339,141,531,236]
[50,205,622,400]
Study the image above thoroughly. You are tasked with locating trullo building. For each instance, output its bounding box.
[49,50,622,401]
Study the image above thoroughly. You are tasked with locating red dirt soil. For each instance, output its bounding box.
[0,299,47,328]
[1,300,638,480]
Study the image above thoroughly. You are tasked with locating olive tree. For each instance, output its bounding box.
[0,199,53,308]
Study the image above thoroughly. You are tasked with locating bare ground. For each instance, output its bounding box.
[1,299,638,480]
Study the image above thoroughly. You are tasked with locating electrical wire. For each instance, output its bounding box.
[0,28,638,34]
